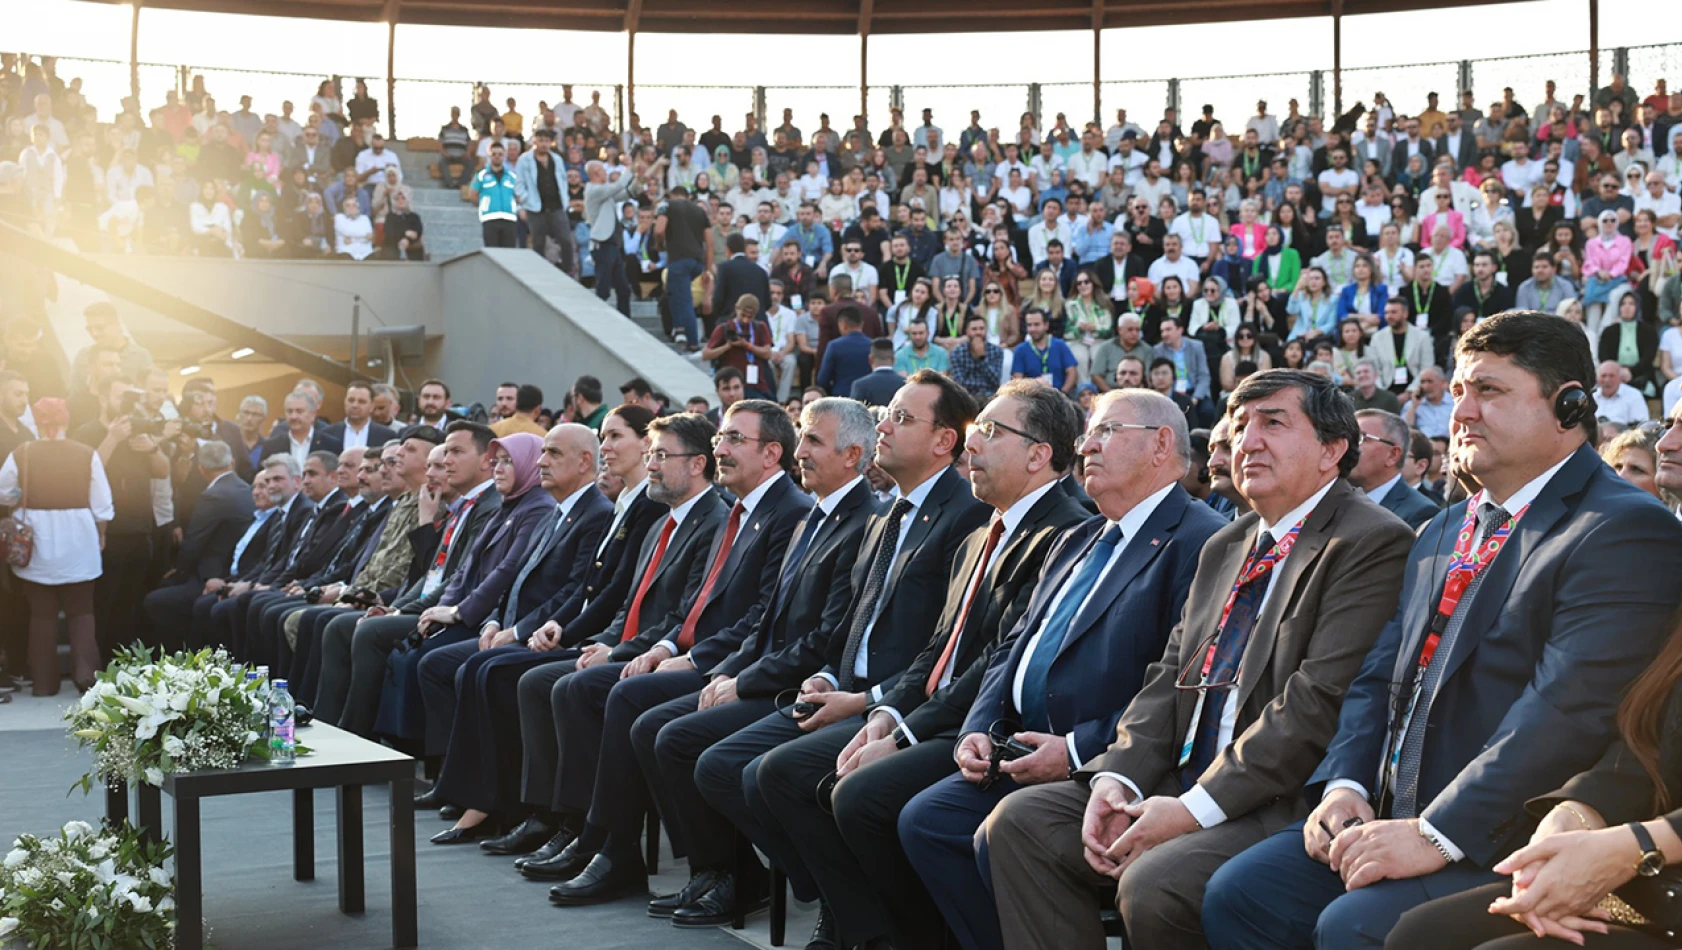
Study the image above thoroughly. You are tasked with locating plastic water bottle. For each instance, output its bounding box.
[269,679,296,765]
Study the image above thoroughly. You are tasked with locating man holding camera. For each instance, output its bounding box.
[72,372,168,660]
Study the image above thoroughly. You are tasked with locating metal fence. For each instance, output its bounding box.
[46,41,1682,144]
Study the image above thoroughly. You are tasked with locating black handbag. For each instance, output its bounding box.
[1602,873,1682,943]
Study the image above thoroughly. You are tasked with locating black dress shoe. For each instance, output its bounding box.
[805,902,839,950]
[648,868,722,919]
[547,853,647,906]
[481,815,557,856]
[439,804,464,821]
[413,786,444,809]
[429,820,501,845]
[520,838,594,881]
[671,870,770,928]
[514,829,576,870]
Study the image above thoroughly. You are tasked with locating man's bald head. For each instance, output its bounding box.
[540,423,602,497]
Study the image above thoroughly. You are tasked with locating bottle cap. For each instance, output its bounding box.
[273,679,288,689]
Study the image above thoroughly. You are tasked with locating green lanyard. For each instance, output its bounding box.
[943,306,965,338]
[1412,281,1433,314]
[1536,282,1553,313]
[1030,340,1052,376]
[893,260,911,290]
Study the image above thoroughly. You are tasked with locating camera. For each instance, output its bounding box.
[723,327,742,344]
[304,587,324,604]
[118,391,163,437]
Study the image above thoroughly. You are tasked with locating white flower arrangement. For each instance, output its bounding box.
[65,647,269,792]
[0,820,174,949]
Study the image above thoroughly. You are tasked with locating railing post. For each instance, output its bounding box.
[1613,46,1629,79]
[614,84,625,138]
[1457,60,1473,106]
[1027,83,1042,132]
[754,86,767,135]
[178,65,189,99]
[1308,71,1324,121]
[890,85,903,115]
[1166,78,1180,121]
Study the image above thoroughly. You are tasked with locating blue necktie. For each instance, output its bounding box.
[757,506,826,657]
[1182,531,1277,789]
[1017,523,1124,733]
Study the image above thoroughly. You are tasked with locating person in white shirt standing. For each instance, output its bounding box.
[1169,189,1222,269]
[1245,101,1278,145]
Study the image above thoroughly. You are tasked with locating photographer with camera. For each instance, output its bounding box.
[71,373,169,662]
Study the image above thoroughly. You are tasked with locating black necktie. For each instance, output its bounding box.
[838,498,914,691]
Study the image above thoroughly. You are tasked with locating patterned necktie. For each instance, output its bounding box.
[504,507,565,627]
[838,498,915,691]
[926,516,1006,696]
[1391,502,1509,818]
[1183,531,1278,789]
[621,515,677,643]
[677,501,746,650]
[1017,523,1124,732]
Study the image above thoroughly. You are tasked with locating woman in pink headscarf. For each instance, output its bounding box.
[372,430,560,774]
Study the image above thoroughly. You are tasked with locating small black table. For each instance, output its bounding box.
[106,723,416,950]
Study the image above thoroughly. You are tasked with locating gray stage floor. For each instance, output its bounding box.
[0,692,816,949]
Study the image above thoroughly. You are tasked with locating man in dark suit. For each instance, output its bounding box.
[1350,409,1440,530]
[259,390,343,471]
[1434,111,1478,173]
[986,370,1416,950]
[850,339,906,408]
[773,381,1089,949]
[321,382,398,456]
[544,403,811,909]
[423,424,614,839]
[509,413,726,884]
[312,422,502,735]
[141,441,255,652]
[191,453,318,652]
[711,232,772,317]
[1092,231,1146,301]
[817,308,874,398]
[1204,315,1682,949]
[148,469,279,652]
[895,389,1223,950]
[692,371,989,945]
[631,397,880,926]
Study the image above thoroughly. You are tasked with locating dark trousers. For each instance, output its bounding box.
[415,638,479,757]
[526,208,577,275]
[95,531,152,660]
[242,590,295,669]
[592,239,632,315]
[258,595,308,677]
[0,569,30,677]
[899,770,1021,950]
[314,612,418,735]
[579,670,708,848]
[754,715,882,947]
[432,644,572,815]
[1385,880,1669,949]
[290,605,355,706]
[373,623,473,745]
[200,593,244,653]
[515,654,582,810]
[141,580,201,653]
[482,220,517,248]
[692,710,836,904]
[639,696,778,871]
[830,736,967,950]
[1201,821,1501,950]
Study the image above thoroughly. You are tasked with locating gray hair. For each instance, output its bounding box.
[261,453,302,478]
[584,159,605,178]
[284,390,318,412]
[1092,389,1192,476]
[1353,358,1380,375]
[196,440,234,471]
[240,394,268,415]
[1356,409,1411,467]
[802,397,879,475]
[371,383,399,402]
[1117,312,1142,329]
[306,450,340,472]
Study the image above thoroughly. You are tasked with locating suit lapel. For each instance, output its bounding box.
[1064,490,1189,650]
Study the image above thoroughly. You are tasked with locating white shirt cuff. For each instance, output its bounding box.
[1064,733,1083,771]
[816,671,839,688]
[1090,772,1144,804]
[1418,816,1465,863]
[1324,779,1369,800]
[655,639,678,657]
[876,705,906,728]
[1179,783,1230,829]
[869,684,884,703]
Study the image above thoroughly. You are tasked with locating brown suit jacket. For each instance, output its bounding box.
[1077,477,1414,820]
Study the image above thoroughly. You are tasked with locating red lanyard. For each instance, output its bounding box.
[432,496,479,569]
[1193,516,1307,681]
[1414,492,1526,670]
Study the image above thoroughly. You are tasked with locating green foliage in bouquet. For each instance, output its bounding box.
[0,820,175,950]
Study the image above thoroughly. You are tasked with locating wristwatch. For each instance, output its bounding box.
[891,724,914,751]
[1628,822,1666,877]
[1417,823,1454,863]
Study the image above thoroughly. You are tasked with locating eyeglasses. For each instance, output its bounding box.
[1074,279,1093,287]
[984,288,1002,295]
[643,449,704,464]
[968,418,1044,444]
[1076,421,1163,452]
[1175,628,1241,692]
[886,407,943,428]
[492,456,517,468]
[711,431,769,448]
[1361,433,1398,448]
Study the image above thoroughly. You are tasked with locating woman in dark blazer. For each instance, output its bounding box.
[1386,608,1682,948]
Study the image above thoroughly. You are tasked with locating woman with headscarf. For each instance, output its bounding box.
[1584,209,1636,335]
[0,398,113,694]
[372,432,558,759]
[708,144,740,192]
[1254,223,1302,293]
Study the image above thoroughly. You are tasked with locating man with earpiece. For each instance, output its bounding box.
[1204,311,1682,949]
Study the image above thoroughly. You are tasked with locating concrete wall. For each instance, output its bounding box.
[435,250,716,409]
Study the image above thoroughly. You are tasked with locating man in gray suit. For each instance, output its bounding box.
[171,441,255,585]
[583,154,663,316]
[1350,409,1440,529]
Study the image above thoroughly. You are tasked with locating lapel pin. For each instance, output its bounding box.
[753,522,760,530]
[922,514,930,522]
[1151,538,1160,546]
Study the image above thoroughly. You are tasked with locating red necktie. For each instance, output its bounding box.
[431,496,478,571]
[676,502,745,651]
[621,515,677,642]
[925,516,1005,696]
